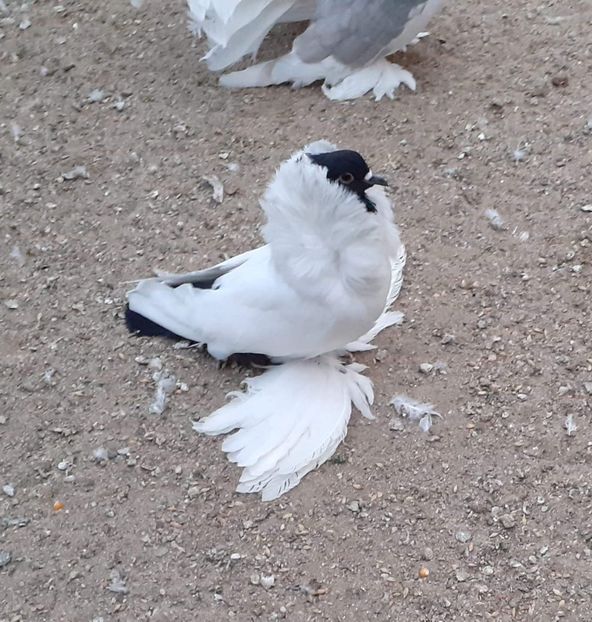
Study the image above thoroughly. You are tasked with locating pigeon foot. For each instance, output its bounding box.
[322,59,416,101]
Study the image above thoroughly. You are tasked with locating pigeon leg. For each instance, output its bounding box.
[220,353,274,369]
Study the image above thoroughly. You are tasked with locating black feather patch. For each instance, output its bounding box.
[125,306,183,340]
[124,277,216,339]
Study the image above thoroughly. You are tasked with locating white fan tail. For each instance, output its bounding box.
[193,354,374,500]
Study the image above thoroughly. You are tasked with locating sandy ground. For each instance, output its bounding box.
[1,0,592,620]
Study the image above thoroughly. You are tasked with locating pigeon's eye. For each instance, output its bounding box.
[339,172,354,184]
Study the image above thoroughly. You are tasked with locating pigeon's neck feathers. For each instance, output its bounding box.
[261,154,398,303]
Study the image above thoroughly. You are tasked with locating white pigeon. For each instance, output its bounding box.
[186,0,445,100]
[126,141,406,499]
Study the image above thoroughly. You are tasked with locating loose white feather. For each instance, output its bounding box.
[390,394,441,432]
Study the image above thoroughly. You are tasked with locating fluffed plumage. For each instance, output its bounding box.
[125,141,406,499]
[186,0,445,100]
[127,141,402,362]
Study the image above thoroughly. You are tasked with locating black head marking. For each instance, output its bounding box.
[307,150,388,212]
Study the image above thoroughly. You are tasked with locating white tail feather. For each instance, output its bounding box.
[193,355,374,500]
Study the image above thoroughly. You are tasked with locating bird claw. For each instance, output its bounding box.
[220,353,273,369]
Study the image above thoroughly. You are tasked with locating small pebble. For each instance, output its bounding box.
[551,74,568,87]
[260,575,275,589]
[418,567,430,579]
[203,175,224,204]
[53,500,65,512]
[389,418,404,432]
[421,547,434,561]
[419,363,433,374]
[187,486,200,499]
[580,204,592,213]
[375,349,388,362]
[500,514,516,529]
[455,530,471,543]
[148,357,162,371]
[485,208,505,231]
[2,484,15,497]
[57,460,70,471]
[62,165,89,181]
[0,551,12,568]
[346,500,360,513]
[564,414,577,436]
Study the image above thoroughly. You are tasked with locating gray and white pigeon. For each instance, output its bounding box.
[186,0,445,100]
[125,141,407,499]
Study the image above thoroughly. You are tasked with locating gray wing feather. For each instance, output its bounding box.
[294,0,429,67]
[154,248,261,287]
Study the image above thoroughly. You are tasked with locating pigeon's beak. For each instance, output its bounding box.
[367,175,388,187]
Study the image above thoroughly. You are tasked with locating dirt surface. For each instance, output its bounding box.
[1,1,592,620]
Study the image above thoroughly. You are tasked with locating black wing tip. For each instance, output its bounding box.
[125,305,180,339]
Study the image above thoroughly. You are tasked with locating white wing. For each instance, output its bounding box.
[127,246,324,361]
[194,354,374,500]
